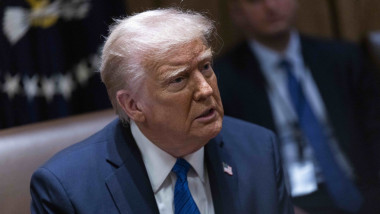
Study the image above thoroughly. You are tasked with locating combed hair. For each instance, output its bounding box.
[100,8,217,123]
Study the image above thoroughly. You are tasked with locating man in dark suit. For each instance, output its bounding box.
[215,0,380,213]
[30,8,293,214]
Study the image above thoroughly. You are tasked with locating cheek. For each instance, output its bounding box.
[212,85,221,102]
[153,92,193,120]
[243,7,263,23]
[247,14,269,32]
[211,81,224,111]
[282,0,297,17]
[210,78,221,97]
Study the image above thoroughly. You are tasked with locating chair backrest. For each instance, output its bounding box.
[0,109,116,214]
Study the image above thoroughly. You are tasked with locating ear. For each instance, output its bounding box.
[116,90,145,122]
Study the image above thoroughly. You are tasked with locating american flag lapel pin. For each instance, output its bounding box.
[223,162,233,176]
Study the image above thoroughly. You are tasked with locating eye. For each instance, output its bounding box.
[203,63,210,70]
[167,75,187,91]
[202,62,211,71]
[171,77,184,84]
[201,62,214,78]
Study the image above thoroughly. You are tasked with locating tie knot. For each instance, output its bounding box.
[172,158,191,181]
[278,58,292,72]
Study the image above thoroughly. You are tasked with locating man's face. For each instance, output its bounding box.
[136,39,224,157]
[233,0,298,39]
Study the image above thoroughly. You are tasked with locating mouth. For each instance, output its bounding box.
[196,108,216,120]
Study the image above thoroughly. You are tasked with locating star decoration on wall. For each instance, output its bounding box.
[75,59,92,86]
[23,75,40,100]
[57,73,75,99]
[41,76,56,102]
[3,73,20,99]
[1,53,100,101]
[90,53,101,72]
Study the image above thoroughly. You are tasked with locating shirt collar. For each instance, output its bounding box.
[130,121,205,193]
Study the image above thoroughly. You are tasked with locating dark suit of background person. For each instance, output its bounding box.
[30,8,293,214]
[30,117,292,214]
[214,0,380,213]
[215,36,380,210]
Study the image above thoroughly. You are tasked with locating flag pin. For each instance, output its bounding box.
[223,162,233,176]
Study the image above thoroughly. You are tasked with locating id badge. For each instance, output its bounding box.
[289,161,318,196]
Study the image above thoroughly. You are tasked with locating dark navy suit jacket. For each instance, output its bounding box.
[30,116,294,214]
[214,36,380,212]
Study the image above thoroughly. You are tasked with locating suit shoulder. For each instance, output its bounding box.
[222,116,275,139]
[214,41,251,68]
[301,34,360,54]
[39,119,119,172]
[218,116,278,159]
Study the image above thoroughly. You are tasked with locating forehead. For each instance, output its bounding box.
[153,40,211,75]
[168,40,209,63]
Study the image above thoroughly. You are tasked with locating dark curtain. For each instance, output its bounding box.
[0,0,126,129]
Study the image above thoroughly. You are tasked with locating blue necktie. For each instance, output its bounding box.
[172,158,201,214]
[279,59,363,212]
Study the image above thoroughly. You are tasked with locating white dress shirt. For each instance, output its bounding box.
[130,121,215,214]
[249,31,353,196]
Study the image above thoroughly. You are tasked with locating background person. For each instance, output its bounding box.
[214,0,380,213]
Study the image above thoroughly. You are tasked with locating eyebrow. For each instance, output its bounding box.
[160,66,188,82]
[197,48,212,62]
[161,48,213,81]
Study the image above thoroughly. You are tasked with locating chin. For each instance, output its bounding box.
[207,118,223,139]
[192,114,223,143]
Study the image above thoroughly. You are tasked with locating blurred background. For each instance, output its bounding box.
[1,0,380,129]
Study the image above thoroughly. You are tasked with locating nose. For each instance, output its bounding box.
[193,72,213,101]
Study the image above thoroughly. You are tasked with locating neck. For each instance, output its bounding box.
[135,122,207,158]
[252,31,291,53]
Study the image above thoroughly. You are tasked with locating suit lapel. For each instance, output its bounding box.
[104,121,159,214]
[102,120,243,214]
[205,134,240,214]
